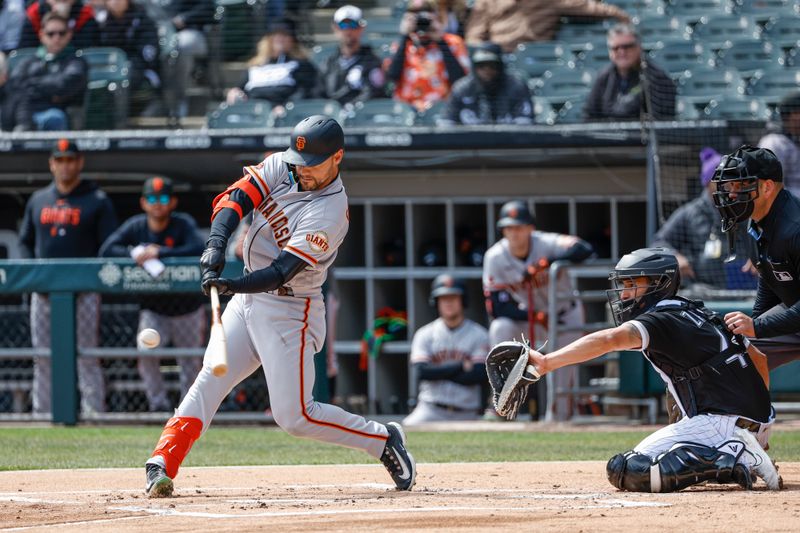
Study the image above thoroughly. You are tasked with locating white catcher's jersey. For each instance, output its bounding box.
[482,230,578,314]
[241,153,348,297]
[410,318,489,410]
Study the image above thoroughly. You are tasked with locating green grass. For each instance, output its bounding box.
[1,427,799,471]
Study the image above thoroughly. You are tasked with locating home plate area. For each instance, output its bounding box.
[1,462,798,532]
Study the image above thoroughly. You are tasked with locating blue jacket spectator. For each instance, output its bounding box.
[19,0,99,50]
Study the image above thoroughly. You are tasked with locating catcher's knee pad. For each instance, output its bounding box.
[655,442,750,492]
[607,451,653,492]
[152,416,203,479]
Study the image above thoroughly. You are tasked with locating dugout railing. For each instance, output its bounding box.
[0,258,330,425]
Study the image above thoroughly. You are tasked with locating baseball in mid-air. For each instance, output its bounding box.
[137,328,161,349]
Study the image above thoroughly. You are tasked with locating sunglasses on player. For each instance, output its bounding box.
[145,194,171,205]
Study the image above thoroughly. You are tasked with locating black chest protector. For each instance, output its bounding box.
[644,298,771,422]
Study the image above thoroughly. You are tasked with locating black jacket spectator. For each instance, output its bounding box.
[316,44,385,104]
[1,45,88,131]
[583,61,676,121]
[97,2,160,91]
[19,0,99,50]
[160,0,216,30]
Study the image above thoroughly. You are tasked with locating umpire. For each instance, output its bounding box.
[713,145,800,369]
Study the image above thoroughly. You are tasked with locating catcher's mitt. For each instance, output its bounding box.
[485,340,542,420]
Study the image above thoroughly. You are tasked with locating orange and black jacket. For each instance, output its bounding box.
[19,0,99,50]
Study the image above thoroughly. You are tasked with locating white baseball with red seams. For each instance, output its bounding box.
[175,153,389,458]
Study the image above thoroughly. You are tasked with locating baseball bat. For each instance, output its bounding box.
[205,285,228,377]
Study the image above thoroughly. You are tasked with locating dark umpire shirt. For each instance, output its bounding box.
[19,180,117,259]
[630,299,771,422]
[749,189,800,338]
[99,212,205,316]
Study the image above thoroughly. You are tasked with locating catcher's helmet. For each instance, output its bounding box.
[711,145,782,232]
[282,115,344,167]
[606,247,680,326]
[497,200,535,229]
[429,274,468,307]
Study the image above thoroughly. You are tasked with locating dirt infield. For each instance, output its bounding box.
[0,462,797,532]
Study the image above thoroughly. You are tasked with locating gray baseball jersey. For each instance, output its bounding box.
[410,318,490,410]
[241,153,349,297]
[482,230,580,314]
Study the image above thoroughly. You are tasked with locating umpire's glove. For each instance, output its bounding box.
[200,238,227,295]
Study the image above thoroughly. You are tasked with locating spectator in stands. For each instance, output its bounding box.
[160,0,216,126]
[0,51,6,106]
[19,139,118,415]
[97,0,161,116]
[466,0,630,52]
[19,0,99,50]
[652,147,757,291]
[1,12,88,131]
[226,19,317,107]
[386,0,470,112]
[759,91,800,198]
[315,5,385,104]
[583,23,676,121]
[0,0,27,54]
[100,177,205,411]
[403,275,489,425]
[442,42,533,125]
[435,0,469,37]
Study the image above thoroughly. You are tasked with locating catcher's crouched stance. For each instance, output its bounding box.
[487,248,783,492]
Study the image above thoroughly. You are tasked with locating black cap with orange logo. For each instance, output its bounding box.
[282,115,344,167]
[142,176,174,197]
[51,139,81,158]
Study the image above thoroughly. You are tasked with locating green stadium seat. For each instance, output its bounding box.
[416,101,447,126]
[702,96,772,120]
[5,47,38,73]
[207,101,272,129]
[217,0,260,61]
[608,0,666,17]
[270,99,343,127]
[667,0,734,22]
[748,69,800,100]
[676,97,703,119]
[310,42,340,69]
[555,22,611,45]
[574,40,612,69]
[647,40,713,77]
[770,360,800,394]
[533,98,558,125]
[531,68,595,105]
[734,0,796,23]
[554,99,585,124]
[76,47,131,130]
[508,42,567,79]
[364,18,403,38]
[636,16,693,47]
[691,15,761,50]
[764,16,800,48]
[342,99,416,127]
[716,39,784,77]
[678,67,747,106]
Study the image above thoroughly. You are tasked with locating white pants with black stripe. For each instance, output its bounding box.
[635,413,772,465]
[175,292,389,458]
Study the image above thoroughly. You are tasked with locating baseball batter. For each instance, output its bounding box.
[403,275,490,425]
[144,116,416,497]
[482,201,593,420]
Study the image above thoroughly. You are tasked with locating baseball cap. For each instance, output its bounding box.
[142,176,174,197]
[699,147,722,187]
[779,90,800,118]
[51,138,80,158]
[333,5,366,27]
[266,18,296,38]
[283,115,345,167]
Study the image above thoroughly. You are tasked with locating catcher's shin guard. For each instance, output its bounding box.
[608,444,752,493]
[151,416,203,479]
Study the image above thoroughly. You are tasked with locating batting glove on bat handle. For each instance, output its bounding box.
[200,239,227,289]
[202,277,234,297]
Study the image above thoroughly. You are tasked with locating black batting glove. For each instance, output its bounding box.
[200,238,227,293]
[202,277,235,297]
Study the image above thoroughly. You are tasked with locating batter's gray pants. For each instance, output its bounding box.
[138,307,205,410]
[30,292,105,414]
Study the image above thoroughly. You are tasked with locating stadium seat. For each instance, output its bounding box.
[206,101,272,129]
[676,97,702,119]
[364,18,403,39]
[555,100,586,124]
[531,68,595,104]
[667,0,734,22]
[416,101,447,126]
[646,40,713,77]
[533,98,558,125]
[678,67,747,106]
[311,42,340,69]
[508,42,567,79]
[764,16,800,48]
[608,0,666,17]
[734,0,795,23]
[5,47,37,73]
[342,99,416,127]
[691,15,761,50]
[702,97,772,120]
[555,22,611,45]
[716,39,784,77]
[77,47,131,130]
[371,37,398,63]
[636,16,693,47]
[748,69,800,101]
[270,99,343,127]
[574,40,612,69]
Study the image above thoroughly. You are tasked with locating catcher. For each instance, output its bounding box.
[486,247,782,492]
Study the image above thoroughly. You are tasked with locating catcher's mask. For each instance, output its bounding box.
[711,145,782,233]
[606,248,680,326]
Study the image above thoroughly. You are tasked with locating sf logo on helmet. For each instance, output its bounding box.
[296,136,306,151]
[508,207,518,218]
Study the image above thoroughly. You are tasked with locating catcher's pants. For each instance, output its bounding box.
[488,303,584,421]
[403,400,480,426]
[749,304,800,370]
[635,413,773,464]
[30,292,105,414]
[137,307,205,410]
[175,292,389,458]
